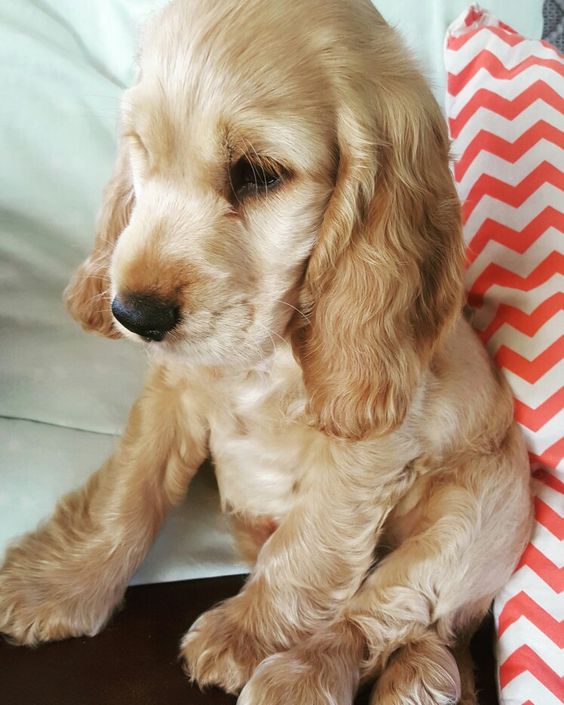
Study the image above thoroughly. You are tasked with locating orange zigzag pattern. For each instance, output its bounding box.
[514,388,564,433]
[499,644,564,698]
[465,208,564,264]
[498,591,563,644]
[449,52,564,96]
[449,15,564,703]
[516,543,564,592]
[454,121,564,181]
[467,252,564,308]
[448,24,523,50]
[462,162,564,222]
[530,446,564,471]
[448,81,563,138]
[477,293,564,344]
[534,497,564,540]
[530,444,564,470]
[494,338,564,383]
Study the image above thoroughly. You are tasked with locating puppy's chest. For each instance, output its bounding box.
[207,355,310,521]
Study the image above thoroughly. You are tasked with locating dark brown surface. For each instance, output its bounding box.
[0,575,498,705]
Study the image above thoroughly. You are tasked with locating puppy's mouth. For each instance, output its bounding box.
[110,294,265,362]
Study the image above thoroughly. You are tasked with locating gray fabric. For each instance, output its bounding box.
[543,0,564,50]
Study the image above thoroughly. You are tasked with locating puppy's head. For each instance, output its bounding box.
[66,0,336,362]
[65,0,463,437]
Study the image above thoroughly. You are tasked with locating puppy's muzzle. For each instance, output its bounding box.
[111,293,180,341]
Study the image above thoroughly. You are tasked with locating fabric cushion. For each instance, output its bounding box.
[0,0,542,431]
[0,1,545,584]
[0,0,246,583]
[0,0,168,436]
[445,7,563,705]
[0,419,244,586]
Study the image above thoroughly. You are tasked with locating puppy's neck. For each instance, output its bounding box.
[154,338,294,388]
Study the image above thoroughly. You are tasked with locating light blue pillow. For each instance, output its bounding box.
[0,0,544,436]
[0,0,543,585]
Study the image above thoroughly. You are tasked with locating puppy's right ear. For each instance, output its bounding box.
[64,144,134,338]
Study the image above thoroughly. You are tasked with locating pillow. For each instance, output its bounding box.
[0,1,547,583]
[0,1,544,439]
[0,0,244,584]
[0,0,544,434]
[0,0,168,436]
[445,7,563,705]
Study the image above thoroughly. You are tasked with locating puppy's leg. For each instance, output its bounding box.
[240,444,531,705]
[0,365,208,645]
[183,435,417,693]
[240,510,487,705]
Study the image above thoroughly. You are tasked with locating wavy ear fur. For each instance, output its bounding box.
[294,28,464,440]
[64,145,134,338]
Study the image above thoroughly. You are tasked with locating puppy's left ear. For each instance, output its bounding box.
[294,53,464,440]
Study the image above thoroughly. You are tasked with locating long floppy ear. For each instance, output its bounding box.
[64,144,134,338]
[294,47,464,440]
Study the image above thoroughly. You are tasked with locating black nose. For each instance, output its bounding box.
[111,294,180,341]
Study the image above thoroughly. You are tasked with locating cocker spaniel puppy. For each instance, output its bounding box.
[0,1,532,703]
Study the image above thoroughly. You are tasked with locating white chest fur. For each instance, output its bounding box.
[204,346,312,521]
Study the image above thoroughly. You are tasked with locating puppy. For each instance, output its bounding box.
[0,1,531,703]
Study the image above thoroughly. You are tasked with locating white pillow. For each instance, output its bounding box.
[0,0,544,585]
[0,0,544,435]
[0,0,171,435]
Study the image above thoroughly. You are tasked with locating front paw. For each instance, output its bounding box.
[181,599,268,694]
[238,649,359,705]
[0,544,119,645]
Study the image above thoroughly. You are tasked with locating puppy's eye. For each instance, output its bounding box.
[229,156,282,201]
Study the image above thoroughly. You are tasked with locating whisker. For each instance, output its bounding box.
[82,289,111,306]
[254,321,278,353]
[274,299,311,324]
[80,275,109,282]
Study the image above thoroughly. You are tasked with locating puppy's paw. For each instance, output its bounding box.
[0,545,118,645]
[369,636,461,705]
[238,649,358,705]
[181,600,267,694]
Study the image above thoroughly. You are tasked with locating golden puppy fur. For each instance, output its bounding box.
[0,1,532,703]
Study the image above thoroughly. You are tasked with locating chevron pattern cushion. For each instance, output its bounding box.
[445,6,563,705]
